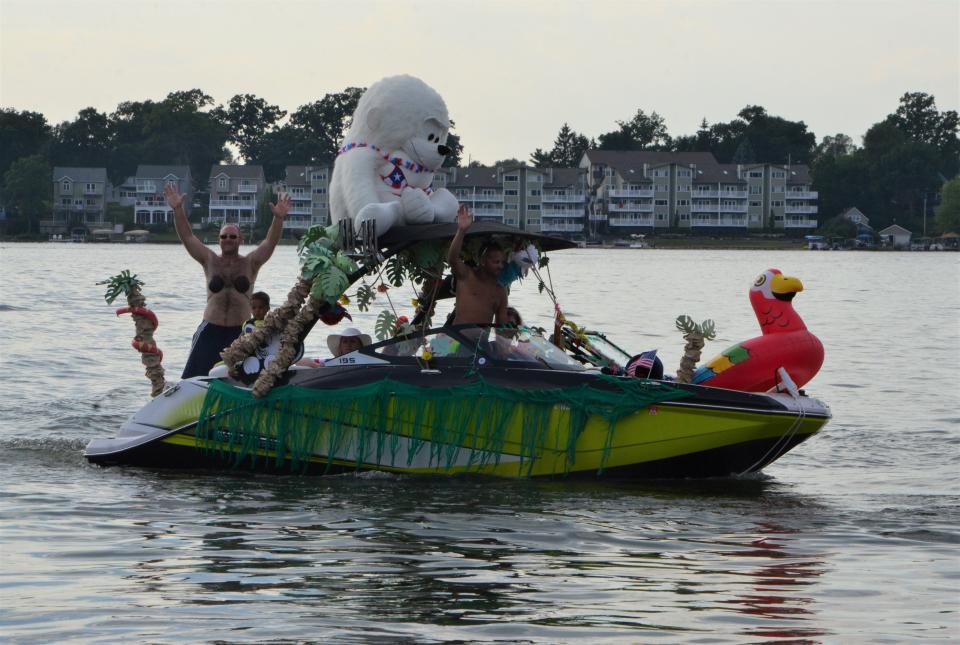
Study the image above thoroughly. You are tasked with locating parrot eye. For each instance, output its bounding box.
[754,274,767,287]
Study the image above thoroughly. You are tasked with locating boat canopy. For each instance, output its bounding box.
[375,222,578,260]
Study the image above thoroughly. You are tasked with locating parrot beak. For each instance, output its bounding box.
[771,274,804,301]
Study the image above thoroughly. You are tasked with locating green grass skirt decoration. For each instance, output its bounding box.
[195,375,692,475]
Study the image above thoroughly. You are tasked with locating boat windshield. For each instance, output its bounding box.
[371,325,587,371]
[583,333,633,369]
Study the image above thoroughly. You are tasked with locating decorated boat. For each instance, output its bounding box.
[85,222,831,478]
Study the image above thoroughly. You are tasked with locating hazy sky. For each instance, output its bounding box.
[2,0,957,164]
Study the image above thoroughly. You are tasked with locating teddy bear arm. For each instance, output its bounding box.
[430,188,459,222]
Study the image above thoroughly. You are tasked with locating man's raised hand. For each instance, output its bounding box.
[164,184,185,210]
[271,192,292,220]
[456,203,473,231]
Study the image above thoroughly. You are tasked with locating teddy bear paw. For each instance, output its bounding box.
[400,187,434,224]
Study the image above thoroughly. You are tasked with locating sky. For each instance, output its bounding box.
[1,0,957,165]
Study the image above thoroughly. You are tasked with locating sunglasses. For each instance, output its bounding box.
[220,234,238,240]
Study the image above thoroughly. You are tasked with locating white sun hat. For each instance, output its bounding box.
[327,327,372,355]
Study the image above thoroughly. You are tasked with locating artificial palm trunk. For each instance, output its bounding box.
[124,288,167,397]
[674,315,716,384]
[251,293,326,398]
[220,279,312,380]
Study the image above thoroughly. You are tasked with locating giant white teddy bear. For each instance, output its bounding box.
[329,75,459,235]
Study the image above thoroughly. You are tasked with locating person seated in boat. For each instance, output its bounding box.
[242,291,271,334]
[165,184,290,379]
[298,327,372,367]
[446,204,508,326]
[505,306,523,327]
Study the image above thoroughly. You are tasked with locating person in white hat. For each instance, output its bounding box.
[299,327,372,367]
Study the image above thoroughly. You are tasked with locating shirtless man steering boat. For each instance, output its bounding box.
[164,184,290,378]
[446,204,508,326]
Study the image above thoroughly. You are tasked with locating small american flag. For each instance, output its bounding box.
[626,350,658,378]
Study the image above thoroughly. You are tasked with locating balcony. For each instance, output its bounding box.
[210,199,256,210]
[474,209,504,220]
[543,208,584,218]
[283,216,312,230]
[785,205,818,214]
[720,190,748,199]
[542,192,586,203]
[609,202,654,213]
[609,216,655,227]
[609,189,654,199]
[691,203,718,213]
[136,182,158,193]
[83,187,101,195]
[470,193,503,202]
[692,190,720,198]
[540,222,584,233]
[289,205,312,216]
[238,183,258,193]
[692,216,748,227]
[204,214,257,225]
[784,218,818,228]
[719,204,749,213]
[588,213,608,221]
[135,199,168,208]
[786,190,818,200]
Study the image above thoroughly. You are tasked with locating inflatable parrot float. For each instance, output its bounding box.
[693,268,824,392]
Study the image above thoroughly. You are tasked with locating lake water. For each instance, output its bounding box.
[1,242,958,643]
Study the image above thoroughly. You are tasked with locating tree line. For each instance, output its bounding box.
[1,88,957,235]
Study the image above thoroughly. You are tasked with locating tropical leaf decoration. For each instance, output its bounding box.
[374,310,398,340]
[356,283,375,312]
[297,223,340,256]
[675,315,716,339]
[97,270,145,304]
[334,252,359,275]
[386,256,406,287]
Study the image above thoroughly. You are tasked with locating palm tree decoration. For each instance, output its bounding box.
[98,270,166,397]
[674,315,717,384]
[219,223,359,398]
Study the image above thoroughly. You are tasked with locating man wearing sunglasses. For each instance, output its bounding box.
[165,183,291,378]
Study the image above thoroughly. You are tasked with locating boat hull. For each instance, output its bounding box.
[85,372,829,479]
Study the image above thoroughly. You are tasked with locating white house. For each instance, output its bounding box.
[879,224,911,249]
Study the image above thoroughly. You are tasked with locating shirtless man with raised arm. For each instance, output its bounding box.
[164,184,291,378]
[446,204,508,325]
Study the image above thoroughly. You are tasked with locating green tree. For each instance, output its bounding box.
[215,94,287,164]
[814,133,857,161]
[934,177,960,233]
[288,87,366,164]
[889,91,960,178]
[2,154,51,235]
[529,148,552,168]
[0,109,51,180]
[538,123,591,167]
[598,109,671,150]
[49,107,112,169]
[442,125,463,168]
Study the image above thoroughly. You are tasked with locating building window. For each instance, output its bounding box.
[61,181,71,193]
[749,171,763,178]
[528,175,542,183]
[314,188,326,194]
[750,185,762,195]
[657,213,666,220]
[676,199,688,206]
[677,184,691,193]
[504,189,518,196]
[528,204,540,211]
[750,200,761,207]
[311,173,326,181]
[527,218,539,225]
[653,169,668,177]
[678,169,691,177]
[505,203,517,210]
[772,171,785,178]
[655,199,668,206]
[504,174,518,181]
[772,184,784,193]
[655,184,668,192]
[529,189,541,196]
[772,200,784,207]
[218,177,228,189]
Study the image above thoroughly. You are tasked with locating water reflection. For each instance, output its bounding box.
[106,474,836,641]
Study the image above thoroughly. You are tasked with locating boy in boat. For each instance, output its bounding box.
[446,204,508,326]
[242,292,271,335]
[165,184,290,378]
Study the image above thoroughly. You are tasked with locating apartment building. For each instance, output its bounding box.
[207,165,266,227]
[439,165,587,234]
[45,167,108,234]
[273,165,333,233]
[580,150,818,233]
[134,165,192,225]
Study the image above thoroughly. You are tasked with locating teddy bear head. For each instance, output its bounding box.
[346,75,451,171]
